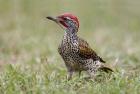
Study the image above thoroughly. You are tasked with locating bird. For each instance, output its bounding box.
[46,13,113,80]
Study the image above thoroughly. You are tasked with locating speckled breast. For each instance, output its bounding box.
[58,41,89,71]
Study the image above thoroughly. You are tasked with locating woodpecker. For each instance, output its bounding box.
[46,13,113,80]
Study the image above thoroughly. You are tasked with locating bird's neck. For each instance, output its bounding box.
[63,28,78,43]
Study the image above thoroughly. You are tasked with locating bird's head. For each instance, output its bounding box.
[46,13,79,32]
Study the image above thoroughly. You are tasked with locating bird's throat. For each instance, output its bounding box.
[63,29,78,45]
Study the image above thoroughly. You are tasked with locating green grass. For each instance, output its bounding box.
[0,63,140,94]
[0,0,140,94]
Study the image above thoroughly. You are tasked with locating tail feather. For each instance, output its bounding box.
[99,66,113,73]
[99,57,106,63]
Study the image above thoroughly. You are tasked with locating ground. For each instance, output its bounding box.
[0,0,140,94]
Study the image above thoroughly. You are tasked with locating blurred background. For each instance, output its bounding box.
[0,0,140,69]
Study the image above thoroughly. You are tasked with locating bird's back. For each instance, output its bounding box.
[78,37,106,63]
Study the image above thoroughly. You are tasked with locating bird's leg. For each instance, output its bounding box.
[67,71,73,80]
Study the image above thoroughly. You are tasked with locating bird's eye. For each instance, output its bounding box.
[63,17,67,20]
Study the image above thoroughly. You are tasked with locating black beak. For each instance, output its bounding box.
[46,16,58,23]
[46,16,65,30]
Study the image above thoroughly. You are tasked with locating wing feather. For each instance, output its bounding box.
[78,38,106,63]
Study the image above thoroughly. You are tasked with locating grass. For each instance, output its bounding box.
[0,62,140,94]
[0,0,140,94]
